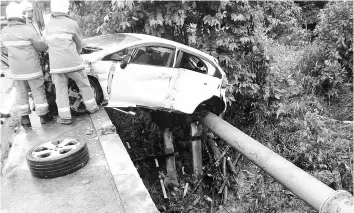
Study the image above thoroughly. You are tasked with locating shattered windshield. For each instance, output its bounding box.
[83,34,140,50]
[81,46,103,54]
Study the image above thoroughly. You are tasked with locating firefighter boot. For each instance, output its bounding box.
[88,106,99,114]
[20,115,31,127]
[57,117,72,125]
[40,112,53,124]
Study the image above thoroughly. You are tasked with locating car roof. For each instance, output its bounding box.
[83,33,217,63]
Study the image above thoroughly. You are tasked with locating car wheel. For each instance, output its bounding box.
[68,78,103,116]
[26,138,89,179]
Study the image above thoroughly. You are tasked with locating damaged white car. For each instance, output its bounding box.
[81,33,227,119]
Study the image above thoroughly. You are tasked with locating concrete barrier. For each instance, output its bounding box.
[90,107,159,213]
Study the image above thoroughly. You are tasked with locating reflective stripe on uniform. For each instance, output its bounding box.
[50,64,85,73]
[84,97,97,112]
[18,109,31,116]
[10,71,43,80]
[84,98,96,105]
[35,104,49,116]
[3,40,32,47]
[18,104,30,109]
[35,103,49,108]
[45,33,73,40]
[58,107,70,113]
[58,107,71,119]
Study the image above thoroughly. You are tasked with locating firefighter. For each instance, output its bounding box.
[20,0,49,113]
[1,2,53,127]
[20,0,42,36]
[44,0,99,125]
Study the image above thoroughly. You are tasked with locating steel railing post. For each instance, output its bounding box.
[190,123,203,177]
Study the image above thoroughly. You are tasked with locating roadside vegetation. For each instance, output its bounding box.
[36,0,353,212]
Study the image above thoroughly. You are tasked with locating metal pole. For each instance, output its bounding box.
[163,128,178,187]
[200,113,353,213]
[190,123,203,177]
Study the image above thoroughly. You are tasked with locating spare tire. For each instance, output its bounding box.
[26,138,89,179]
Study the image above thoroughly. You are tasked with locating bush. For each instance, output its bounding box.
[290,1,353,99]
[296,43,345,98]
[328,83,353,121]
[315,1,353,81]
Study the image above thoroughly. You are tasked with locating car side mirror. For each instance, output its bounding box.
[120,55,132,69]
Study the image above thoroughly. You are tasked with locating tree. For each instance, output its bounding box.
[315,0,353,81]
[294,1,327,30]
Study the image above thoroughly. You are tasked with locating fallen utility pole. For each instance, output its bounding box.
[200,112,353,213]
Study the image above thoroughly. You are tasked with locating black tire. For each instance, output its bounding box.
[149,108,209,129]
[69,78,103,116]
[41,52,58,116]
[45,83,58,116]
[26,139,90,179]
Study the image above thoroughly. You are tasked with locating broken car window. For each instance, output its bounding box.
[178,52,207,74]
[102,48,132,61]
[81,46,103,54]
[130,46,174,67]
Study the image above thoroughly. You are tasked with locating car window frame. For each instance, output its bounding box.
[101,48,130,62]
[101,42,176,68]
[130,46,174,67]
[174,48,222,78]
[177,51,208,74]
[1,60,7,66]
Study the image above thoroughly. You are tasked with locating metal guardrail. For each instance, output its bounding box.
[200,112,353,213]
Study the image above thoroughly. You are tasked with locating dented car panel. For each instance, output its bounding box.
[167,68,222,113]
[108,62,175,108]
[88,60,115,101]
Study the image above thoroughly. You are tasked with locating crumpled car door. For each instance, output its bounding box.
[107,45,176,109]
[165,50,221,114]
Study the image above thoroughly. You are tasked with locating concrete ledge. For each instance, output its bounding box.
[90,107,159,213]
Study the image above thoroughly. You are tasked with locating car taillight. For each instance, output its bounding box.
[221,77,228,88]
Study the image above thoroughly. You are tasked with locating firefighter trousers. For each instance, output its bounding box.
[52,69,97,119]
[14,77,48,116]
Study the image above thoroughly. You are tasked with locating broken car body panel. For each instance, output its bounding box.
[168,68,222,113]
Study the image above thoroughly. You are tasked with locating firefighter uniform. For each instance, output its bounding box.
[1,2,52,127]
[44,0,98,124]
